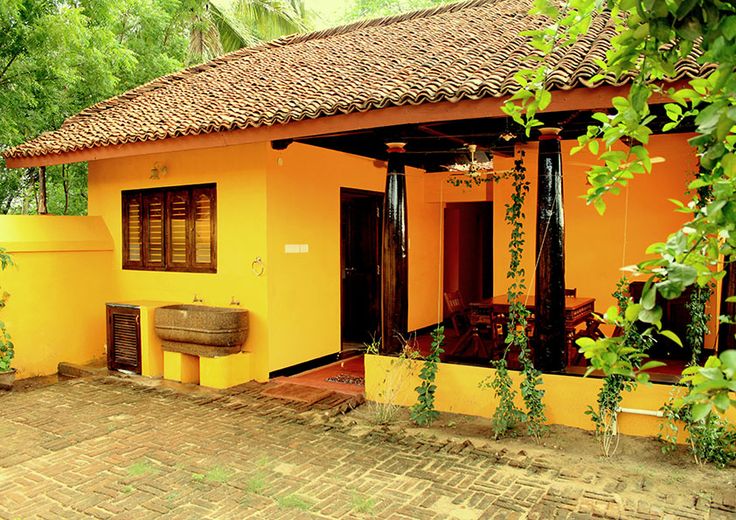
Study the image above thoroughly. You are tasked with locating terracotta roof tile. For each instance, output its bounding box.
[4,0,707,160]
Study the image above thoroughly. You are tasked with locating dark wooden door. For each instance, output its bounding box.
[341,189,383,347]
[106,304,142,374]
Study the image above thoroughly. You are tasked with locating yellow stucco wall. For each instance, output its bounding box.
[89,142,444,379]
[265,143,442,372]
[88,143,271,381]
[0,216,114,378]
[365,354,735,439]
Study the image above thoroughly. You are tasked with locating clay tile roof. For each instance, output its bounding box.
[3,0,707,161]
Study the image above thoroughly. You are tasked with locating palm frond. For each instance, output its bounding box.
[231,0,308,42]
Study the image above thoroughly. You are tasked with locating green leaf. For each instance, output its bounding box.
[720,350,736,370]
[668,263,698,287]
[690,402,712,422]
[659,329,683,347]
[639,360,666,371]
[625,303,642,322]
[588,139,599,155]
[639,306,662,326]
[713,392,731,412]
[641,282,656,310]
[593,197,606,215]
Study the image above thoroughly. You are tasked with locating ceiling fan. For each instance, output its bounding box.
[444,144,495,179]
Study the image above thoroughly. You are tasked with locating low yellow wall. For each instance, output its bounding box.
[0,216,115,378]
[365,354,735,438]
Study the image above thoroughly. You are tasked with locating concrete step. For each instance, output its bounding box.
[58,362,110,379]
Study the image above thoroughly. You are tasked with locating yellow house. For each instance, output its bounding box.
[1,0,726,433]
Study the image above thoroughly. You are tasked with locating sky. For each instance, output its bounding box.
[305,0,351,29]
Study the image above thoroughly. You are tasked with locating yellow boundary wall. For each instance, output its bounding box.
[365,354,735,438]
[0,216,114,378]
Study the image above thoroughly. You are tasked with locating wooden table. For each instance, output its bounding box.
[462,294,595,364]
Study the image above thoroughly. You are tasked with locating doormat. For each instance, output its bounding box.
[325,374,365,386]
[262,383,333,405]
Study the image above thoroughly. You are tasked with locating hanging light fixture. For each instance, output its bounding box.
[499,117,518,142]
[150,162,168,180]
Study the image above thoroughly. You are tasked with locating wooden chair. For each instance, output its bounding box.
[570,313,606,366]
[565,288,577,298]
[444,291,469,337]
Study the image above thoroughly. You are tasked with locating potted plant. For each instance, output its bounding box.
[0,248,15,390]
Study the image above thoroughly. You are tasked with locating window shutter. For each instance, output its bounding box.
[167,190,191,269]
[143,192,165,268]
[122,193,143,268]
[193,187,216,270]
[122,183,216,272]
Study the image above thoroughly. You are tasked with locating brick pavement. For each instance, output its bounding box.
[0,376,733,519]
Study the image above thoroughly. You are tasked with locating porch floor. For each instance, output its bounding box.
[286,355,365,396]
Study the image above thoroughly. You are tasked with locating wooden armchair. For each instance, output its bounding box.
[444,291,470,337]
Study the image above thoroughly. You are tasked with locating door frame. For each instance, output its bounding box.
[340,187,383,351]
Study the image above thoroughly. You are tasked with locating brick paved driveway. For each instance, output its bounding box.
[0,377,733,519]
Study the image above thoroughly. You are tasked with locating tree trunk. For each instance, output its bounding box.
[62,164,69,215]
[38,166,48,214]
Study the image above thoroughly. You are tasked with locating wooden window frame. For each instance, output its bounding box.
[122,183,217,273]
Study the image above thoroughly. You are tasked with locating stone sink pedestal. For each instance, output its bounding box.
[154,305,249,357]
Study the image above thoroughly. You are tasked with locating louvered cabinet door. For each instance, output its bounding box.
[106,305,141,374]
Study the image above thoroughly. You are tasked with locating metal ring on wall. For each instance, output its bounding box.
[251,256,265,277]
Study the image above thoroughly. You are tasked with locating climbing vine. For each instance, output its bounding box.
[580,278,656,456]
[685,284,713,365]
[466,151,547,441]
[503,153,547,442]
[0,247,14,374]
[410,326,445,426]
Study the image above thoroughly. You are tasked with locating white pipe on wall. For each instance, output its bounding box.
[617,407,665,418]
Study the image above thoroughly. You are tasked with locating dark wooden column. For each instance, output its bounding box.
[718,258,736,351]
[534,127,566,371]
[381,142,408,355]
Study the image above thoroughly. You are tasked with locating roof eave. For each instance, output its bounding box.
[4,82,677,169]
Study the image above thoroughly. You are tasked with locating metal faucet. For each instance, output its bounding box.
[230,296,240,306]
[193,294,204,303]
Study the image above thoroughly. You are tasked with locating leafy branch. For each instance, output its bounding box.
[410,326,445,426]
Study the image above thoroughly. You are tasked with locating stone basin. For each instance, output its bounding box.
[154,305,248,357]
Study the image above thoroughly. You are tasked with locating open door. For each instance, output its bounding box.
[341,188,382,350]
[443,201,493,309]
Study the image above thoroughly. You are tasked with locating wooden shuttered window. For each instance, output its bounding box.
[122,184,216,272]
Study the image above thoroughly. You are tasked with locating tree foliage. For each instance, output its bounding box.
[504,0,736,417]
[0,0,309,215]
[342,0,454,22]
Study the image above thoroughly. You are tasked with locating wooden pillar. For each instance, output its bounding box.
[381,142,408,355]
[718,258,736,351]
[534,127,566,371]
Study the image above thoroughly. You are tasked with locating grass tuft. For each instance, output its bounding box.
[277,494,313,511]
[127,459,157,477]
[350,491,377,515]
